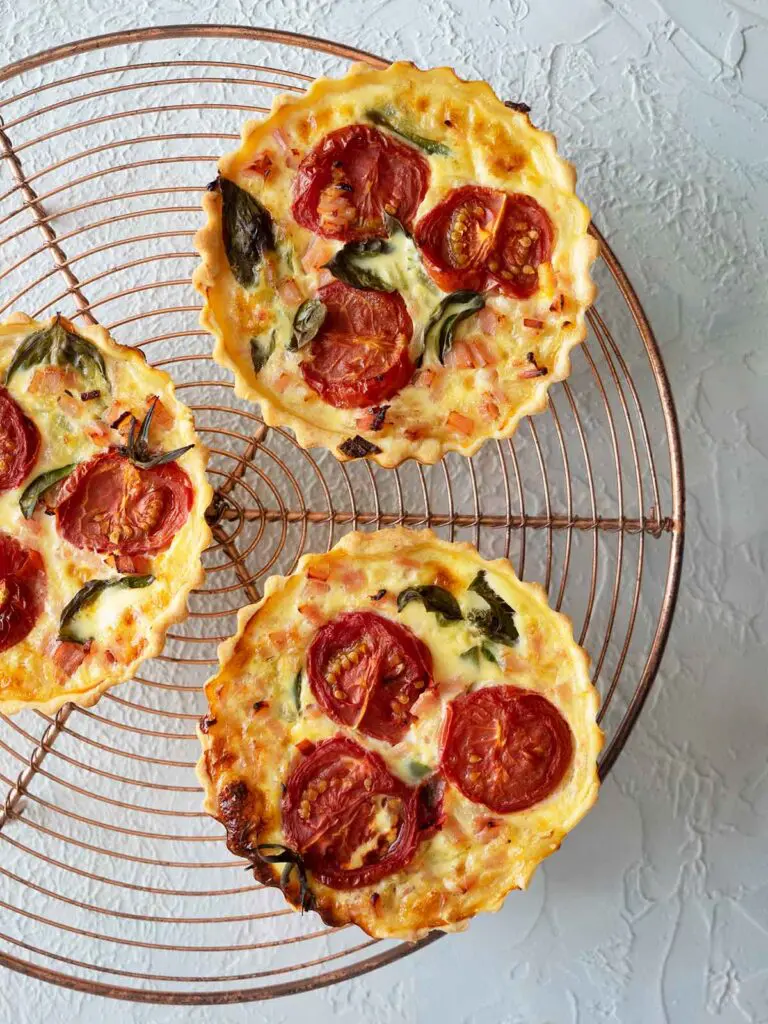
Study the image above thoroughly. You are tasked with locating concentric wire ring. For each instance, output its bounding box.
[0,26,684,1004]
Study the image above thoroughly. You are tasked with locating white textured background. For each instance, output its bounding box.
[0,0,766,1021]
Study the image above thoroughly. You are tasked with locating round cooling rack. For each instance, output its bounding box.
[0,25,684,1005]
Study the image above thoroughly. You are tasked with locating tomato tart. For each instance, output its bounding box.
[0,313,211,715]
[194,62,597,467]
[197,528,601,939]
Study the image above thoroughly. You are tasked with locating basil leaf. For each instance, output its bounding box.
[59,574,155,643]
[4,327,51,383]
[293,670,303,713]
[324,237,394,292]
[218,176,275,289]
[467,570,520,647]
[250,331,275,374]
[5,318,108,387]
[290,299,326,351]
[63,331,108,385]
[408,760,432,780]
[481,642,501,666]
[19,464,75,519]
[366,108,450,156]
[397,584,462,621]
[423,291,485,364]
[461,642,501,667]
[338,435,382,459]
[255,843,314,912]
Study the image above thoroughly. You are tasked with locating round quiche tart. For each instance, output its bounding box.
[197,528,601,939]
[0,313,211,715]
[194,61,597,467]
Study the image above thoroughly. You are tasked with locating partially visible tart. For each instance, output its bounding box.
[0,313,211,715]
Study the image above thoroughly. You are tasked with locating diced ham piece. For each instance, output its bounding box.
[447,411,474,436]
[277,278,303,306]
[301,237,336,273]
[87,422,112,447]
[272,128,301,169]
[29,366,79,396]
[145,395,174,435]
[53,641,90,677]
[480,396,500,421]
[110,553,151,574]
[298,604,325,626]
[306,579,330,598]
[500,649,528,673]
[444,342,474,369]
[473,816,502,843]
[477,306,499,333]
[307,563,330,581]
[58,393,81,419]
[337,567,365,589]
[411,688,440,720]
[468,338,496,367]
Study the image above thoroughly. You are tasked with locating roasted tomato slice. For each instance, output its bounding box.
[292,124,430,242]
[0,533,46,653]
[440,686,573,813]
[414,187,554,298]
[282,736,422,889]
[56,450,193,556]
[307,610,433,744]
[0,388,40,493]
[490,194,554,299]
[414,185,505,293]
[301,281,415,409]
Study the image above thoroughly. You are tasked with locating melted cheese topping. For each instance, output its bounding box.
[198,528,602,940]
[195,62,598,467]
[0,314,212,715]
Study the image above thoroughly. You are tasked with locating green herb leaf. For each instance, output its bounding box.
[255,843,314,912]
[59,574,155,643]
[408,760,432,780]
[290,299,326,351]
[324,237,394,292]
[19,464,76,519]
[218,176,275,289]
[467,570,520,647]
[324,214,414,293]
[338,435,382,460]
[293,670,303,714]
[250,331,276,374]
[115,398,194,469]
[460,645,481,666]
[423,291,485,365]
[397,584,463,621]
[366,108,450,156]
[480,642,501,666]
[5,316,108,387]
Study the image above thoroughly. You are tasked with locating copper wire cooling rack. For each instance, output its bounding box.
[0,25,684,1005]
